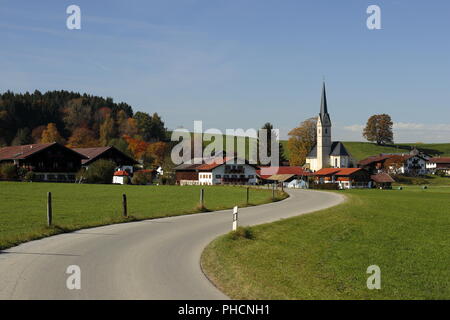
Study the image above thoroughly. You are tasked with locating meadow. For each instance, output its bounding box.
[0,182,282,250]
[202,186,450,299]
[280,141,450,161]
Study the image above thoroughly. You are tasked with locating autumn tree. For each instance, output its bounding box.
[99,115,116,146]
[123,135,149,160]
[62,98,93,132]
[146,142,168,166]
[117,110,138,137]
[287,117,317,166]
[40,123,65,144]
[67,127,98,148]
[363,114,394,145]
[31,125,46,143]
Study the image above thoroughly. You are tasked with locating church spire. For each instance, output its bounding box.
[320,82,328,117]
[320,81,330,123]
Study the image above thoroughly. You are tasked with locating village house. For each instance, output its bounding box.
[257,166,311,188]
[0,142,87,182]
[370,172,396,189]
[359,153,427,176]
[174,157,258,185]
[426,157,450,175]
[113,170,130,185]
[313,168,371,189]
[72,146,138,173]
[305,83,354,172]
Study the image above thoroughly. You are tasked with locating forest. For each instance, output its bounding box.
[0,90,169,167]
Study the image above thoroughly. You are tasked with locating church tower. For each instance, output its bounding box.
[317,82,332,169]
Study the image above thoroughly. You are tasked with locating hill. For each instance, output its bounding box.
[280,140,450,162]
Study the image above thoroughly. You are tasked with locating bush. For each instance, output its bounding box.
[229,227,255,240]
[0,163,18,180]
[84,160,116,184]
[23,171,35,182]
[131,171,153,185]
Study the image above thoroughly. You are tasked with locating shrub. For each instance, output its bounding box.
[0,163,18,180]
[229,227,255,240]
[131,171,153,185]
[84,159,116,184]
[23,171,35,182]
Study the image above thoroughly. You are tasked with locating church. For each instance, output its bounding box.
[305,83,353,172]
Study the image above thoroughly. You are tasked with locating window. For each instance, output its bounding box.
[248,175,254,179]
[216,175,221,179]
[325,128,328,134]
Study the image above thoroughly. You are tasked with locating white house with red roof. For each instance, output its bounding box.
[174,157,258,185]
[426,157,450,175]
[314,167,371,189]
[113,170,130,185]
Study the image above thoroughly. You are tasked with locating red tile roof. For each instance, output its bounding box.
[196,157,243,171]
[0,143,55,160]
[114,170,129,176]
[371,173,395,183]
[257,166,311,179]
[72,146,137,165]
[0,143,87,161]
[358,154,393,166]
[428,157,450,164]
[72,146,111,159]
[314,168,342,176]
[315,168,362,176]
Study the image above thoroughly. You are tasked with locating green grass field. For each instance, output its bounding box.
[280,141,450,161]
[0,182,284,250]
[202,187,450,299]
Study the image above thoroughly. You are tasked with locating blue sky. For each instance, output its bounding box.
[1,0,449,142]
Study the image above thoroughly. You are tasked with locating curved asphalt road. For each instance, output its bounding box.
[0,189,344,300]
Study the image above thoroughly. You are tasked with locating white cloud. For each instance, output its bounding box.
[341,122,450,143]
[343,124,364,132]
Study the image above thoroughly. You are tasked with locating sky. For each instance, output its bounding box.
[1,0,449,142]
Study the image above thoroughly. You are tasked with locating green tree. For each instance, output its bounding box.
[363,114,394,145]
[134,112,153,141]
[0,163,18,180]
[83,159,116,184]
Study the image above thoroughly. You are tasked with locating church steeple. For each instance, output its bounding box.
[316,82,332,170]
[319,82,331,124]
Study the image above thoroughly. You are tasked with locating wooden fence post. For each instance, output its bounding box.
[246,187,249,205]
[122,193,127,217]
[272,184,275,200]
[47,192,52,226]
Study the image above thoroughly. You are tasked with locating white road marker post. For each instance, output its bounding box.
[232,206,238,231]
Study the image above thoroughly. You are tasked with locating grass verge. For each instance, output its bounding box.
[201,188,450,299]
[0,182,287,250]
